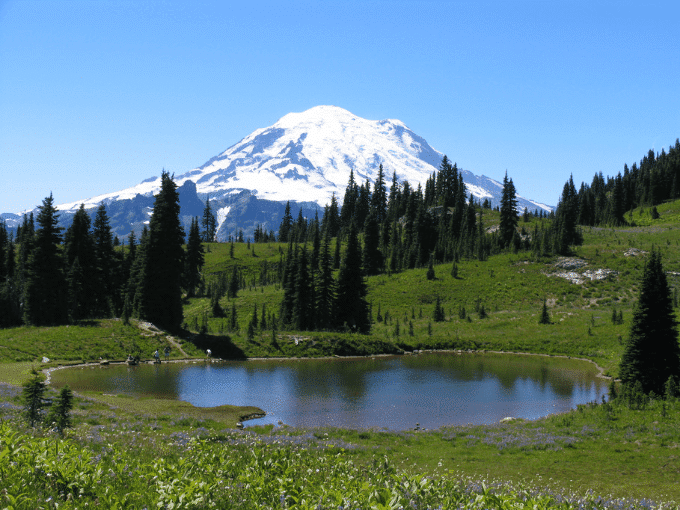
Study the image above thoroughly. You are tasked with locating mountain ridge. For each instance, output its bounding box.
[3,106,553,240]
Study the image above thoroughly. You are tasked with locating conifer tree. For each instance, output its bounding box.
[371,164,388,224]
[23,194,67,325]
[63,205,96,319]
[499,172,518,249]
[433,296,445,322]
[362,210,382,275]
[279,201,293,243]
[136,172,185,331]
[619,250,680,395]
[201,195,217,242]
[92,204,116,315]
[539,299,551,324]
[293,247,312,330]
[46,385,74,434]
[426,254,435,280]
[184,218,204,297]
[315,232,335,330]
[335,222,370,333]
[340,169,358,231]
[22,371,47,427]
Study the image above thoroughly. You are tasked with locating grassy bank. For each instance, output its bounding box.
[2,203,680,507]
[1,383,678,508]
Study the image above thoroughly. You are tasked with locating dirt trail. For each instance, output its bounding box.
[136,321,188,357]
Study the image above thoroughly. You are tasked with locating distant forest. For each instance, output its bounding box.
[0,139,677,333]
[557,139,680,227]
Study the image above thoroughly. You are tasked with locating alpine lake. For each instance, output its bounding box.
[49,352,608,430]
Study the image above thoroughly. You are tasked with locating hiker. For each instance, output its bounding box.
[164,346,170,361]
[206,348,212,360]
[153,349,160,362]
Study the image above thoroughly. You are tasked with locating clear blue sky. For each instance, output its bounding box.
[1,0,679,213]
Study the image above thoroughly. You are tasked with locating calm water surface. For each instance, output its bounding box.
[51,352,608,430]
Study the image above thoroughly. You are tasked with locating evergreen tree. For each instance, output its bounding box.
[22,371,47,427]
[371,164,388,224]
[201,195,217,242]
[92,204,116,316]
[228,264,239,298]
[340,169,358,231]
[229,302,238,331]
[315,232,335,330]
[279,201,293,243]
[23,194,67,325]
[335,222,370,333]
[293,247,312,330]
[433,296,445,322]
[619,250,680,395]
[426,254,435,280]
[499,172,518,249]
[184,217,205,297]
[539,299,551,324]
[129,226,149,319]
[362,210,382,275]
[63,205,96,319]
[135,172,185,331]
[46,385,74,434]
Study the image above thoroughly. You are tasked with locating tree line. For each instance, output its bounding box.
[0,172,208,332]
[554,139,680,227]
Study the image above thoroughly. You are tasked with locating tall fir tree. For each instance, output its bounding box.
[92,204,116,316]
[23,194,67,326]
[619,250,680,395]
[184,217,205,297]
[371,164,388,224]
[201,195,217,242]
[293,246,313,330]
[135,172,185,331]
[63,205,96,319]
[279,201,293,243]
[335,222,370,333]
[499,172,518,249]
[315,231,335,330]
[362,210,382,276]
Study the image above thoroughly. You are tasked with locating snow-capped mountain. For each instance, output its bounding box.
[3,106,553,240]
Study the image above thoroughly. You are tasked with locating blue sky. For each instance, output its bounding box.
[1,0,679,213]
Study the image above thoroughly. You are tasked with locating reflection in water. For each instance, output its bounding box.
[50,353,608,430]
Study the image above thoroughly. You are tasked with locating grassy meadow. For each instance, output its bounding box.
[1,199,680,507]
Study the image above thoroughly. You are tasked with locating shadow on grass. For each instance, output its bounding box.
[187,332,247,360]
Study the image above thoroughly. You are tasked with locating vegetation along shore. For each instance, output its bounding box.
[2,146,680,507]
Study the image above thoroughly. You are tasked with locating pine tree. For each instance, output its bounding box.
[499,172,518,249]
[335,222,370,333]
[63,205,96,319]
[371,164,388,224]
[136,172,185,332]
[279,201,293,243]
[426,254,435,280]
[92,204,115,316]
[539,299,551,324]
[201,195,217,242]
[433,296,445,322]
[23,194,67,325]
[362,211,382,275]
[315,232,335,330]
[22,371,47,427]
[229,302,238,331]
[619,250,680,395]
[46,385,74,434]
[293,247,312,330]
[184,217,204,297]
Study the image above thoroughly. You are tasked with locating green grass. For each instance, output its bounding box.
[2,201,680,507]
[0,319,205,364]
[1,387,679,507]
